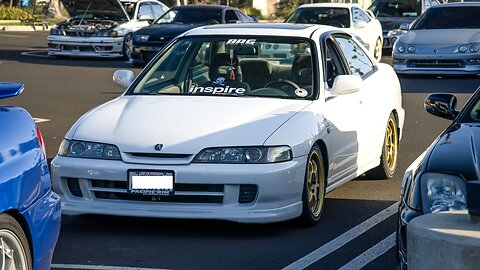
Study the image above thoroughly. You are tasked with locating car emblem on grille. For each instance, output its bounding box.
[154,144,163,151]
[433,49,439,53]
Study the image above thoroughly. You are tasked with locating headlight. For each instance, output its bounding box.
[93,31,118,37]
[421,172,466,214]
[193,146,292,164]
[407,46,416,53]
[49,28,64,35]
[458,45,468,53]
[469,44,479,53]
[397,45,406,53]
[58,139,122,160]
[134,35,150,42]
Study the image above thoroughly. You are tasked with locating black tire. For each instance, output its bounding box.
[365,113,399,179]
[298,144,326,226]
[0,214,32,270]
[123,33,133,61]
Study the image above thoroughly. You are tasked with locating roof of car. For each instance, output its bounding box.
[297,3,358,9]
[431,1,480,7]
[184,23,334,38]
[171,5,231,10]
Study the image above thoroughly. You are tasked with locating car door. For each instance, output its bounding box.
[333,34,385,171]
[321,35,364,184]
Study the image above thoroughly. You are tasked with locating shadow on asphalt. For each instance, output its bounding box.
[398,74,480,94]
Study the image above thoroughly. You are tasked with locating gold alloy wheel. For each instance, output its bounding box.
[385,116,398,172]
[307,150,325,218]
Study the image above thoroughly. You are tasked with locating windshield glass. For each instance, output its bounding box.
[128,37,315,100]
[412,6,480,29]
[368,0,421,17]
[156,9,222,24]
[285,7,350,28]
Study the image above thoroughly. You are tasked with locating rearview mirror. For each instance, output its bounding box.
[399,23,409,31]
[425,93,459,120]
[113,70,135,89]
[330,75,363,96]
[355,21,367,29]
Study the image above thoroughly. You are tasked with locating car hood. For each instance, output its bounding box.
[134,23,205,36]
[427,123,480,180]
[71,95,311,154]
[400,29,480,45]
[378,17,416,31]
[60,0,129,20]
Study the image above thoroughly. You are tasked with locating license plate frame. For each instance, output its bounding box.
[127,169,175,196]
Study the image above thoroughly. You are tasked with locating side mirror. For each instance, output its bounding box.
[399,23,409,31]
[355,21,367,29]
[0,82,24,99]
[424,93,459,120]
[330,75,363,96]
[113,70,135,89]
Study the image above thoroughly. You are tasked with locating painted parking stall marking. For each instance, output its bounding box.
[33,117,51,123]
[282,202,398,270]
[51,264,170,270]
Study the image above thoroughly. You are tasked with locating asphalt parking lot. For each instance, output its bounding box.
[1,31,479,270]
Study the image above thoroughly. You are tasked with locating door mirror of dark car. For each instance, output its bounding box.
[248,15,259,22]
[355,21,367,29]
[399,23,409,31]
[330,75,363,96]
[425,93,459,120]
[113,70,135,89]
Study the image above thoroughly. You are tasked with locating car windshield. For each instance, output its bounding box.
[368,0,421,17]
[128,37,315,100]
[155,9,222,24]
[285,7,350,28]
[412,6,480,30]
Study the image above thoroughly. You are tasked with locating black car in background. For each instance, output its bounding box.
[397,89,480,268]
[130,5,256,66]
[368,0,437,49]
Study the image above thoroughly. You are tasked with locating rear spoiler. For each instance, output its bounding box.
[0,82,24,99]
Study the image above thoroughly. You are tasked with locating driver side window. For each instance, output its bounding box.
[324,39,347,89]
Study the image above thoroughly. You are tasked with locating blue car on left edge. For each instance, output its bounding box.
[0,82,61,270]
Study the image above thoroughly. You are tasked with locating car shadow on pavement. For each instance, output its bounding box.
[398,74,480,94]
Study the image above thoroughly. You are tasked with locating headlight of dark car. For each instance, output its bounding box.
[420,172,466,214]
[193,146,292,164]
[49,28,64,35]
[134,35,150,42]
[58,139,122,160]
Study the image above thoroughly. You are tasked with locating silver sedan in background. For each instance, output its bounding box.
[392,2,480,75]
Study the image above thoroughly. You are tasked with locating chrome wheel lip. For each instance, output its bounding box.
[374,38,382,61]
[124,34,133,60]
[385,117,398,172]
[0,229,28,270]
[307,150,324,218]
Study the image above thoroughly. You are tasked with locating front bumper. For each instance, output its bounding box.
[392,53,480,75]
[47,35,125,58]
[22,190,61,270]
[397,197,423,269]
[51,155,306,223]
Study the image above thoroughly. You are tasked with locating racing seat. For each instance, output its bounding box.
[291,54,313,88]
[240,59,272,89]
[198,53,250,93]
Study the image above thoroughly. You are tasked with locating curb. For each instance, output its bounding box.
[0,25,51,31]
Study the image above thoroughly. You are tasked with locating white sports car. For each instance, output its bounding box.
[285,3,384,61]
[51,24,404,225]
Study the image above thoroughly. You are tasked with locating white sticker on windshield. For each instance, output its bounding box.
[295,88,308,97]
[226,39,256,46]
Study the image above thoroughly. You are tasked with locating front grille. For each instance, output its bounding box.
[94,192,223,203]
[128,153,192,159]
[62,45,95,52]
[67,178,83,197]
[65,31,95,37]
[407,60,464,68]
[238,184,257,204]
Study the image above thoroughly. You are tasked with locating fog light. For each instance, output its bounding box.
[48,43,60,50]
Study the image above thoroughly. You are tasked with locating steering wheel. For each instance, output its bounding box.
[264,79,300,90]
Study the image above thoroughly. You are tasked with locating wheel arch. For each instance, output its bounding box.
[314,139,329,180]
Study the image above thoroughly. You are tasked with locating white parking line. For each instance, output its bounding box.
[338,233,396,270]
[0,34,28,38]
[282,202,399,270]
[33,117,50,123]
[51,264,170,270]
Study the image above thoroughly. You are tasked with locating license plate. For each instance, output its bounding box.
[128,170,174,196]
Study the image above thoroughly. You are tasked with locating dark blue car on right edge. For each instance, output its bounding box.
[397,87,480,269]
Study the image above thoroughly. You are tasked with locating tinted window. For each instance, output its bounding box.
[285,7,351,28]
[156,9,222,24]
[368,0,421,17]
[225,10,240,22]
[412,6,480,29]
[352,7,371,23]
[335,36,374,77]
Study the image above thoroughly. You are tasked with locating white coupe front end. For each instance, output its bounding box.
[51,24,404,224]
